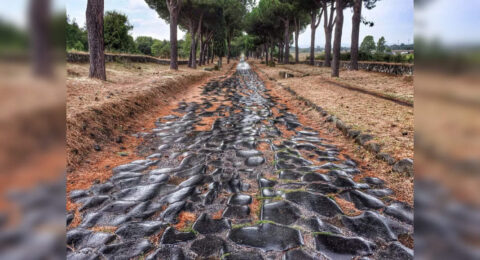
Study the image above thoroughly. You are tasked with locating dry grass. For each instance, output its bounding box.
[212,209,224,219]
[255,62,413,160]
[334,197,362,216]
[67,61,234,170]
[90,226,118,233]
[255,65,414,206]
[174,211,197,230]
[249,198,262,221]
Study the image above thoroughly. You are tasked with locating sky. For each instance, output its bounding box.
[63,0,413,48]
[6,0,478,48]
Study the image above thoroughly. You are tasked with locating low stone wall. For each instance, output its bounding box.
[67,52,190,65]
[307,60,414,76]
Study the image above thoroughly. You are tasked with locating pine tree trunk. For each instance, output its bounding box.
[86,0,106,80]
[283,20,290,64]
[350,0,362,70]
[310,11,316,66]
[331,0,344,77]
[168,3,179,70]
[29,0,52,78]
[324,30,332,67]
[294,18,299,64]
[199,33,204,66]
[264,43,269,65]
[227,36,231,64]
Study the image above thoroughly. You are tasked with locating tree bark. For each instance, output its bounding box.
[167,0,180,70]
[310,8,323,66]
[294,18,299,64]
[86,0,106,80]
[264,43,269,65]
[29,0,52,78]
[309,11,316,66]
[350,0,362,70]
[323,2,335,67]
[331,0,344,77]
[283,19,290,64]
[227,33,232,64]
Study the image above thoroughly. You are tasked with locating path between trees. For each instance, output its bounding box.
[67,61,413,259]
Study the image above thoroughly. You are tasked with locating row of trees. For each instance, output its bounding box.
[84,0,252,79]
[244,0,379,77]
[83,0,381,80]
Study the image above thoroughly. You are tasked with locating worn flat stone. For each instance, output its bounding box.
[228,223,303,251]
[113,163,149,174]
[223,205,250,219]
[224,251,264,260]
[384,202,413,224]
[315,233,375,257]
[236,149,262,158]
[279,170,302,180]
[190,235,226,258]
[306,183,339,194]
[245,156,265,166]
[192,213,230,234]
[116,221,164,239]
[283,249,316,260]
[115,183,161,201]
[284,191,343,217]
[262,201,300,225]
[99,239,153,259]
[146,245,187,260]
[342,211,397,241]
[302,172,330,182]
[377,242,413,260]
[227,194,252,205]
[161,227,196,244]
[342,190,385,210]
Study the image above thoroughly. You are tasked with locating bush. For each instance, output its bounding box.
[214,65,220,70]
[268,61,276,67]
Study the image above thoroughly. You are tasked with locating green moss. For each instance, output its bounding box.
[221,253,232,259]
[312,231,334,236]
[255,220,276,225]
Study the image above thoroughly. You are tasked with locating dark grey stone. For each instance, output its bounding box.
[262,201,301,225]
[228,223,303,251]
[190,235,226,257]
[342,211,397,241]
[284,191,343,217]
[192,213,230,234]
[315,233,375,256]
[161,227,196,244]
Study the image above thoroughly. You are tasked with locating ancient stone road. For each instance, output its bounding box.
[67,62,413,259]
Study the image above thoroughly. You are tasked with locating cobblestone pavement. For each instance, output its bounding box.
[67,62,413,260]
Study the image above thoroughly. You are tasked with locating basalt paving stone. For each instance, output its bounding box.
[384,202,414,225]
[306,183,340,194]
[341,190,385,210]
[341,211,397,241]
[245,156,265,166]
[300,217,342,234]
[315,233,376,257]
[227,194,252,205]
[223,251,264,260]
[67,228,115,249]
[366,188,394,197]
[223,205,251,219]
[114,183,162,201]
[67,248,101,260]
[190,235,226,258]
[146,245,188,260]
[261,201,301,225]
[99,239,153,259]
[78,196,109,211]
[283,249,317,260]
[377,241,414,260]
[284,191,343,217]
[279,170,302,180]
[228,223,303,251]
[115,221,164,239]
[259,178,277,188]
[161,227,196,244]
[302,172,331,182]
[192,213,231,234]
[112,163,149,174]
[161,201,186,223]
[363,177,385,187]
[236,149,263,158]
[67,63,411,259]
